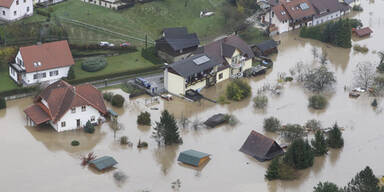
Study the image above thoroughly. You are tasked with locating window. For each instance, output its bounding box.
[13,11,16,16]
[91,116,95,122]
[23,0,26,2]
[81,106,86,112]
[16,0,19,5]
[2,11,5,16]
[49,70,58,77]
[61,121,66,127]
[27,6,29,12]
[71,107,76,113]
[218,73,223,80]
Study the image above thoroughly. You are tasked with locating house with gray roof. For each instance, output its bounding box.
[177,149,210,167]
[155,27,200,63]
[309,0,350,26]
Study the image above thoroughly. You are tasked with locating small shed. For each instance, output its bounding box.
[177,149,210,167]
[252,40,279,56]
[239,130,284,162]
[204,113,227,128]
[354,27,373,37]
[89,156,118,171]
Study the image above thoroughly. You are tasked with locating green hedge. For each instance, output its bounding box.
[68,65,162,85]
[81,56,107,72]
[141,47,163,65]
[0,86,38,97]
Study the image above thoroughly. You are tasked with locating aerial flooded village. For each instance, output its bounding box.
[1,0,384,191]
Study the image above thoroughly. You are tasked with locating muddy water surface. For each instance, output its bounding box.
[1,1,384,191]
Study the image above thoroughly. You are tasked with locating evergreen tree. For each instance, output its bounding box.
[283,138,314,169]
[311,130,328,156]
[152,110,182,145]
[313,182,341,192]
[265,158,280,180]
[67,66,75,80]
[327,123,344,149]
[377,51,384,73]
[343,166,382,192]
[0,97,6,109]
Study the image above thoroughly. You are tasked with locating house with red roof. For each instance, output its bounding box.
[24,80,108,132]
[0,0,33,21]
[9,40,75,86]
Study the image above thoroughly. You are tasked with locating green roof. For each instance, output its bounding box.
[89,156,118,171]
[177,149,210,166]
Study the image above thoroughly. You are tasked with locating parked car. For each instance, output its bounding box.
[120,42,131,47]
[99,41,115,47]
[135,78,151,89]
[353,87,366,93]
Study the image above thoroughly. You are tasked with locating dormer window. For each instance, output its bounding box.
[71,107,76,113]
[281,11,286,15]
[33,61,42,67]
[16,0,19,5]
[81,106,86,112]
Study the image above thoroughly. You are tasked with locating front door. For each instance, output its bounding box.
[76,119,81,128]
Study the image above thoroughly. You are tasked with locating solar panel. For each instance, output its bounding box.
[193,56,210,65]
[300,3,309,10]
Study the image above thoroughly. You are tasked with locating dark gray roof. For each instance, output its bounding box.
[204,113,227,128]
[89,156,118,171]
[168,54,219,78]
[177,149,210,166]
[160,27,200,51]
[309,0,344,17]
[343,0,354,4]
[255,40,278,52]
[222,43,236,58]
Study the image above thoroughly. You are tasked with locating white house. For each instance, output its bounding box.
[343,0,360,7]
[33,0,65,5]
[24,80,108,132]
[309,0,350,26]
[9,40,75,86]
[0,0,33,21]
[81,0,130,10]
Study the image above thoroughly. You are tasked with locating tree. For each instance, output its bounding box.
[354,62,376,90]
[152,110,183,145]
[377,51,384,73]
[236,0,260,15]
[371,99,378,107]
[305,119,322,132]
[137,111,151,126]
[263,117,281,132]
[327,123,344,149]
[253,95,268,109]
[283,138,314,169]
[226,80,251,101]
[67,66,75,80]
[221,3,248,33]
[311,130,328,156]
[111,94,125,107]
[309,94,328,110]
[320,50,328,65]
[265,158,280,180]
[304,66,336,92]
[280,124,306,142]
[313,182,341,192]
[0,97,6,109]
[312,47,319,60]
[343,166,382,192]
[84,120,95,134]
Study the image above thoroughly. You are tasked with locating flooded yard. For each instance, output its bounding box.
[1,1,384,191]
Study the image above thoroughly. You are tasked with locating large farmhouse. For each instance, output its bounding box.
[0,0,33,21]
[164,35,254,96]
[9,40,75,86]
[24,80,108,132]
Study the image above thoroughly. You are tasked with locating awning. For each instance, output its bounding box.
[24,104,51,125]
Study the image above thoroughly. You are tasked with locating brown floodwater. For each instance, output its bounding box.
[1,1,384,191]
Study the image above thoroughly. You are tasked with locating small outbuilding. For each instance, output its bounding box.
[177,149,210,167]
[252,40,279,56]
[89,156,118,171]
[239,130,284,162]
[353,27,373,37]
[203,113,227,128]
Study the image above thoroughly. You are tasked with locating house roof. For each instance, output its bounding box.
[24,104,51,125]
[272,4,290,21]
[177,149,210,166]
[204,113,227,128]
[355,27,373,37]
[89,156,118,171]
[254,40,279,52]
[158,27,200,51]
[239,130,284,161]
[283,0,316,20]
[19,40,74,73]
[28,80,107,123]
[343,0,354,4]
[309,0,343,18]
[168,53,219,78]
[0,0,14,8]
[198,35,255,64]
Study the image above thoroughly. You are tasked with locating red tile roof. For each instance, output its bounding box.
[20,40,74,73]
[24,104,51,125]
[355,27,373,37]
[0,0,14,8]
[272,4,290,21]
[283,0,316,20]
[26,80,107,124]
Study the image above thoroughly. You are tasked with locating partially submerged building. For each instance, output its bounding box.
[177,149,210,167]
[252,40,279,56]
[164,35,255,96]
[24,80,108,132]
[89,156,118,171]
[155,27,200,63]
[204,113,227,128]
[239,130,284,161]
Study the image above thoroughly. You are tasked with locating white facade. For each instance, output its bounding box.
[54,105,102,132]
[0,0,33,21]
[33,0,65,5]
[267,11,290,34]
[9,50,71,86]
[312,11,341,26]
[81,0,125,10]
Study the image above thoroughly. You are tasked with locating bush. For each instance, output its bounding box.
[111,94,125,107]
[36,8,51,17]
[122,83,146,98]
[352,5,363,11]
[137,111,151,125]
[285,76,293,82]
[253,95,268,109]
[71,140,80,146]
[353,44,369,53]
[309,94,327,110]
[313,182,341,192]
[327,123,344,149]
[265,157,297,181]
[265,158,280,180]
[224,114,238,126]
[226,80,251,101]
[283,138,314,169]
[141,47,163,65]
[305,119,322,131]
[120,136,129,145]
[311,130,328,156]
[280,124,305,142]
[263,117,281,132]
[217,95,230,104]
[0,97,6,109]
[84,121,95,134]
[67,66,75,80]
[137,140,148,148]
[103,92,114,102]
[371,99,378,107]
[81,56,107,72]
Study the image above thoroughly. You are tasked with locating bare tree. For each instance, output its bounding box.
[319,50,328,65]
[304,66,336,92]
[312,47,319,60]
[377,51,384,73]
[354,62,376,90]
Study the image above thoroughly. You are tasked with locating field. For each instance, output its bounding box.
[0,68,18,92]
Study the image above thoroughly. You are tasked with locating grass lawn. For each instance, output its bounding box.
[0,68,19,92]
[50,0,227,44]
[239,27,270,45]
[73,51,156,80]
